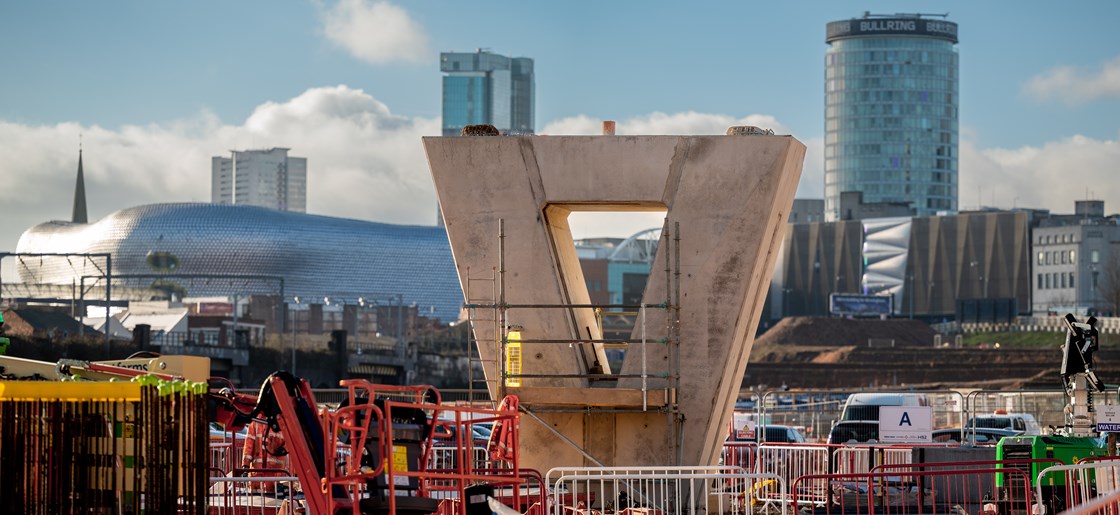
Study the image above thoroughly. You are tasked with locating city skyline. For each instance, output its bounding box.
[1,1,1118,269]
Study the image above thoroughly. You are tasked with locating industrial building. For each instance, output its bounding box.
[773,209,1032,322]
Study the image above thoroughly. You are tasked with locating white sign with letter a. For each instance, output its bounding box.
[879,406,933,443]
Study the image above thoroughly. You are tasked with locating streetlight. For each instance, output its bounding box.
[291,295,301,375]
[908,274,915,320]
[782,287,792,318]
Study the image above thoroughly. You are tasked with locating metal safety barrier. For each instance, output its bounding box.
[792,466,1033,515]
[1038,458,1120,515]
[874,458,1059,514]
[427,444,492,472]
[834,445,918,474]
[721,442,757,472]
[211,441,236,476]
[1060,488,1120,515]
[546,466,786,515]
[208,475,305,514]
[753,443,831,507]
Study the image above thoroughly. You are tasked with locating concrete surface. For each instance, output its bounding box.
[425,134,805,469]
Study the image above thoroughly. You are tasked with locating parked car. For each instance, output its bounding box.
[827,421,879,445]
[760,425,808,443]
[932,427,1021,446]
[966,411,1042,435]
[432,423,492,447]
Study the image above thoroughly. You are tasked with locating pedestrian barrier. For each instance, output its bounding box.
[1058,488,1120,515]
[211,441,236,476]
[546,466,783,515]
[721,441,757,472]
[208,475,304,514]
[792,467,1032,515]
[1037,458,1120,515]
[834,445,918,474]
[754,443,832,507]
[427,444,492,472]
[873,458,1061,514]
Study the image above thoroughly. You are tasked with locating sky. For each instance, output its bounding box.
[2,1,1119,277]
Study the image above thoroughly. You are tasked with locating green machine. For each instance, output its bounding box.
[0,312,8,355]
[996,314,1109,512]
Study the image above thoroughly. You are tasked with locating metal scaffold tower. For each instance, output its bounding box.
[464,218,684,464]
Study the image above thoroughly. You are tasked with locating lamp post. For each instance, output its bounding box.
[358,297,371,338]
[782,287,792,318]
[833,275,842,318]
[908,274,915,320]
[291,295,301,375]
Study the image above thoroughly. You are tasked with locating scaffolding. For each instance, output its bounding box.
[463,218,685,463]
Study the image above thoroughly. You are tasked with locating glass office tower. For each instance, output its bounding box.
[824,14,959,220]
[440,50,534,136]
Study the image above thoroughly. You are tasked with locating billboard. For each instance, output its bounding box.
[830,293,893,317]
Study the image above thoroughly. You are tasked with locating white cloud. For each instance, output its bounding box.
[959,132,1120,211]
[541,111,791,136]
[0,86,439,264]
[1023,55,1120,104]
[5,91,1113,282]
[541,112,823,239]
[318,0,430,65]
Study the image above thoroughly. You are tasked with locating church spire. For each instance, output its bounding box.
[71,142,88,224]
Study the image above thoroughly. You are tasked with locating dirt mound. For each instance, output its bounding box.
[755,316,939,348]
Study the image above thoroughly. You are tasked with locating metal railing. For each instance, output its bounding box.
[546,466,785,515]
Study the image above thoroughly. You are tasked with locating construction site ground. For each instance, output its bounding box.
[746,316,1120,390]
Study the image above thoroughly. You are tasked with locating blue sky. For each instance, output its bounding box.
[1,1,1119,261]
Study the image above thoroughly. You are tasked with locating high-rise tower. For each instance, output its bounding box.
[211,148,307,212]
[824,13,959,220]
[440,50,534,137]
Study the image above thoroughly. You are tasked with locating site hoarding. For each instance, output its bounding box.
[830,293,893,317]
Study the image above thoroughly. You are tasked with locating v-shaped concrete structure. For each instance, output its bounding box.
[425,133,804,468]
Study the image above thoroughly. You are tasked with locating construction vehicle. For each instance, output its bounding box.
[996,314,1109,513]
[0,313,8,355]
[0,331,533,514]
[209,372,534,514]
[0,351,210,382]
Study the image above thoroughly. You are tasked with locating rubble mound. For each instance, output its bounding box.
[756,316,939,348]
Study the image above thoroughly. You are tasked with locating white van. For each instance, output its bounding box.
[966,411,1041,435]
[828,393,930,444]
[839,393,930,422]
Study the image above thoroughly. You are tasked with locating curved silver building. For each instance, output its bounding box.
[825,14,959,221]
[15,203,463,322]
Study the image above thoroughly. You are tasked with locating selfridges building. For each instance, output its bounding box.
[15,203,464,323]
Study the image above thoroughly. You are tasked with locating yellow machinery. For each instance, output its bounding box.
[0,353,210,382]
